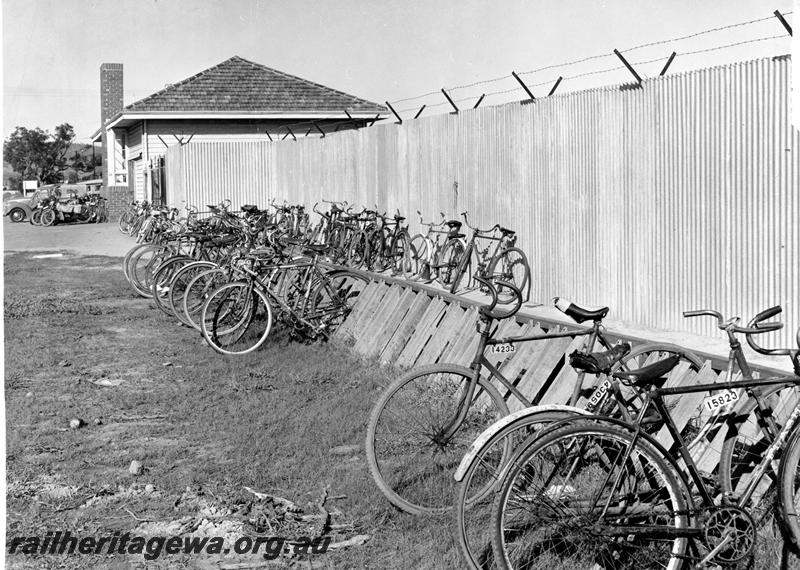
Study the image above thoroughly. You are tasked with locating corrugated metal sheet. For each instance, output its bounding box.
[165,56,799,348]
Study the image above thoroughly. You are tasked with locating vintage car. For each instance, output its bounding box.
[3,184,91,222]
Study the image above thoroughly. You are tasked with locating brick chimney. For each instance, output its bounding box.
[99,63,123,185]
[100,63,123,125]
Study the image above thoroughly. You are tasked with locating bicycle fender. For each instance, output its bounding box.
[453,404,589,481]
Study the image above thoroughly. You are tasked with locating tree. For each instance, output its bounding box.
[3,123,78,184]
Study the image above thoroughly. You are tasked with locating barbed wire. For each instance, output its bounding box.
[387,10,793,115]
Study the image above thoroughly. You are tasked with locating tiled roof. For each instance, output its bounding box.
[124,56,387,115]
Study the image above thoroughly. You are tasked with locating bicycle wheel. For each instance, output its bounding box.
[118,210,135,233]
[365,363,509,515]
[128,245,170,297]
[718,386,797,501]
[450,245,473,295]
[487,247,531,304]
[437,238,465,289]
[41,208,56,226]
[390,231,413,278]
[347,231,369,268]
[307,270,368,332]
[150,255,193,316]
[408,234,429,280]
[200,282,273,356]
[491,421,689,570]
[30,209,43,226]
[365,229,386,272]
[779,424,800,550]
[455,408,583,570]
[183,267,228,330]
[168,261,218,325]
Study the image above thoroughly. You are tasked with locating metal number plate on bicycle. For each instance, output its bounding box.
[491,343,516,354]
[587,378,612,408]
[703,389,741,413]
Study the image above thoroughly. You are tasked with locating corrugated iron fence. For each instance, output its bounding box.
[166,56,799,347]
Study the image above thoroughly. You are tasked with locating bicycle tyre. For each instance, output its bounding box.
[200,282,274,356]
[168,261,218,325]
[390,231,413,278]
[486,247,531,304]
[408,234,429,280]
[128,244,170,297]
[779,422,800,550]
[365,363,509,515]
[455,407,584,570]
[30,209,43,226]
[183,267,228,330]
[718,384,796,509]
[491,420,689,570]
[437,238,465,289]
[449,244,473,295]
[150,255,193,317]
[41,208,56,227]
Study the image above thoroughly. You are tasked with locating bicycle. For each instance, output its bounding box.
[200,245,367,355]
[447,211,531,303]
[364,279,703,517]
[489,306,800,569]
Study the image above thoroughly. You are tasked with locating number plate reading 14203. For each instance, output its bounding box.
[492,344,516,354]
[703,390,741,412]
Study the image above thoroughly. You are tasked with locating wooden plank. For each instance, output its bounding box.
[501,324,554,404]
[333,280,383,341]
[416,303,466,364]
[353,285,403,354]
[527,333,581,405]
[395,297,448,367]
[347,282,391,347]
[436,305,479,363]
[363,286,417,358]
[380,291,433,365]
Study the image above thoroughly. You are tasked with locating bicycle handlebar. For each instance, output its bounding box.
[684,306,796,357]
[460,211,501,235]
[476,276,523,321]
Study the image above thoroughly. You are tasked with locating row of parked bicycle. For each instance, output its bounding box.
[28,191,108,226]
[363,276,800,569]
[118,198,530,355]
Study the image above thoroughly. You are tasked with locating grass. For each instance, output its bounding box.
[4,251,462,569]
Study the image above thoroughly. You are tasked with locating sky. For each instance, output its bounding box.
[1,0,795,143]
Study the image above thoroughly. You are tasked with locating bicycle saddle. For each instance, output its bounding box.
[612,355,681,388]
[394,215,406,222]
[499,226,515,236]
[303,244,329,255]
[554,297,609,323]
[240,204,259,214]
[446,220,462,229]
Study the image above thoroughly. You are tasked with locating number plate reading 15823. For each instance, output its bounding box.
[492,344,516,354]
[703,390,740,412]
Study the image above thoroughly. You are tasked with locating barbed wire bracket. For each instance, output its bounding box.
[473,94,486,109]
[547,76,564,96]
[283,127,297,141]
[385,101,403,124]
[660,52,678,76]
[368,114,380,127]
[613,49,643,85]
[413,105,426,119]
[441,89,459,113]
[343,109,354,121]
[312,122,326,138]
[265,131,273,142]
[512,71,536,103]
[774,10,793,36]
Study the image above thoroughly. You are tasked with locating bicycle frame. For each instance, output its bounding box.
[438,316,624,443]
